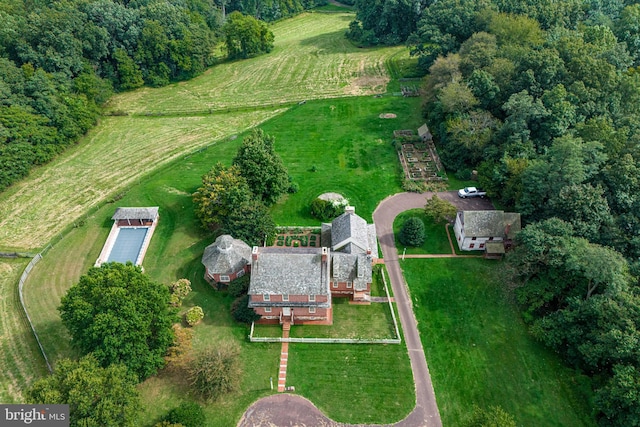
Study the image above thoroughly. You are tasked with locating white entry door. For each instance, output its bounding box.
[282,307,291,317]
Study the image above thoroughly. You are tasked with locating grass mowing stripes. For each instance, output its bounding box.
[0,259,48,403]
[401,258,595,426]
[0,110,283,251]
[105,13,406,116]
[286,342,414,424]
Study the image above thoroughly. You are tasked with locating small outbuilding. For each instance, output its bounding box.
[453,210,521,251]
[202,235,252,286]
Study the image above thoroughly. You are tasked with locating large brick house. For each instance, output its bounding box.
[248,246,333,325]
[202,235,252,286]
[244,206,378,325]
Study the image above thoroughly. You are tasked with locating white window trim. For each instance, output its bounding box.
[309,306,316,314]
[282,294,289,302]
[332,281,338,288]
[264,307,272,313]
[309,294,316,302]
[263,294,270,301]
[346,281,352,289]
[220,275,230,282]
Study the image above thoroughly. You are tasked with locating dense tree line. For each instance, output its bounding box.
[0,0,221,191]
[223,0,328,22]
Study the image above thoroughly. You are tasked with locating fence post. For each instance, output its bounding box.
[18,254,52,373]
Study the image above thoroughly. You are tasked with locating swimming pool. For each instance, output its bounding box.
[107,227,149,264]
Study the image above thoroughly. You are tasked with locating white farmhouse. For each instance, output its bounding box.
[453,210,521,251]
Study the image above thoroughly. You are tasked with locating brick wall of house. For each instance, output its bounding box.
[205,265,250,286]
[252,294,329,303]
[253,306,332,325]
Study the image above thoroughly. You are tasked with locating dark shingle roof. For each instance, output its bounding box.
[112,207,159,221]
[201,235,251,276]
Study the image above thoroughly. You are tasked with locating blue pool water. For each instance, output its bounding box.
[107,227,148,264]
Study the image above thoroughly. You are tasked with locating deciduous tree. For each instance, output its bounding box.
[187,342,242,401]
[424,194,457,224]
[223,11,274,59]
[233,129,289,206]
[59,263,175,380]
[27,355,139,427]
[193,162,253,230]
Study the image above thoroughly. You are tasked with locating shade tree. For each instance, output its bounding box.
[232,129,289,206]
[58,262,175,380]
[26,355,139,427]
[223,11,274,59]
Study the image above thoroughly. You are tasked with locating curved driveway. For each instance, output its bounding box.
[238,192,493,427]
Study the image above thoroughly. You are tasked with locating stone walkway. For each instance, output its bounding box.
[277,322,291,392]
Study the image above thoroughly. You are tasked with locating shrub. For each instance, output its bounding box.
[424,194,457,224]
[169,279,192,307]
[185,306,204,326]
[187,343,242,401]
[231,295,261,324]
[228,275,250,298]
[164,324,194,370]
[399,217,425,247]
[310,197,349,221]
[162,402,205,427]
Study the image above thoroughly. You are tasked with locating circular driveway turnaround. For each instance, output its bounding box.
[238,192,493,427]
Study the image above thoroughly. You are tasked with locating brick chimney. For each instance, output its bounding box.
[252,246,259,261]
[366,247,371,255]
[321,247,328,262]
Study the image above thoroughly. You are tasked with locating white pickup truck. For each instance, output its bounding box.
[457,187,487,198]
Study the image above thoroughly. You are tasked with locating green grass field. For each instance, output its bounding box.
[0,258,49,403]
[393,209,455,255]
[105,12,404,116]
[286,341,414,424]
[401,258,595,426]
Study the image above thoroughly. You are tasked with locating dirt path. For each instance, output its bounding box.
[237,192,493,427]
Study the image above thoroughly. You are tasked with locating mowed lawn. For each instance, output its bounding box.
[106,12,405,115]
[21,93,418,425]
[0,11,410,252]
[401,258,595,426]
[0,110,282,251]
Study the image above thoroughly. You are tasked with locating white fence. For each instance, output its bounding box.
[18,250,52,372]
